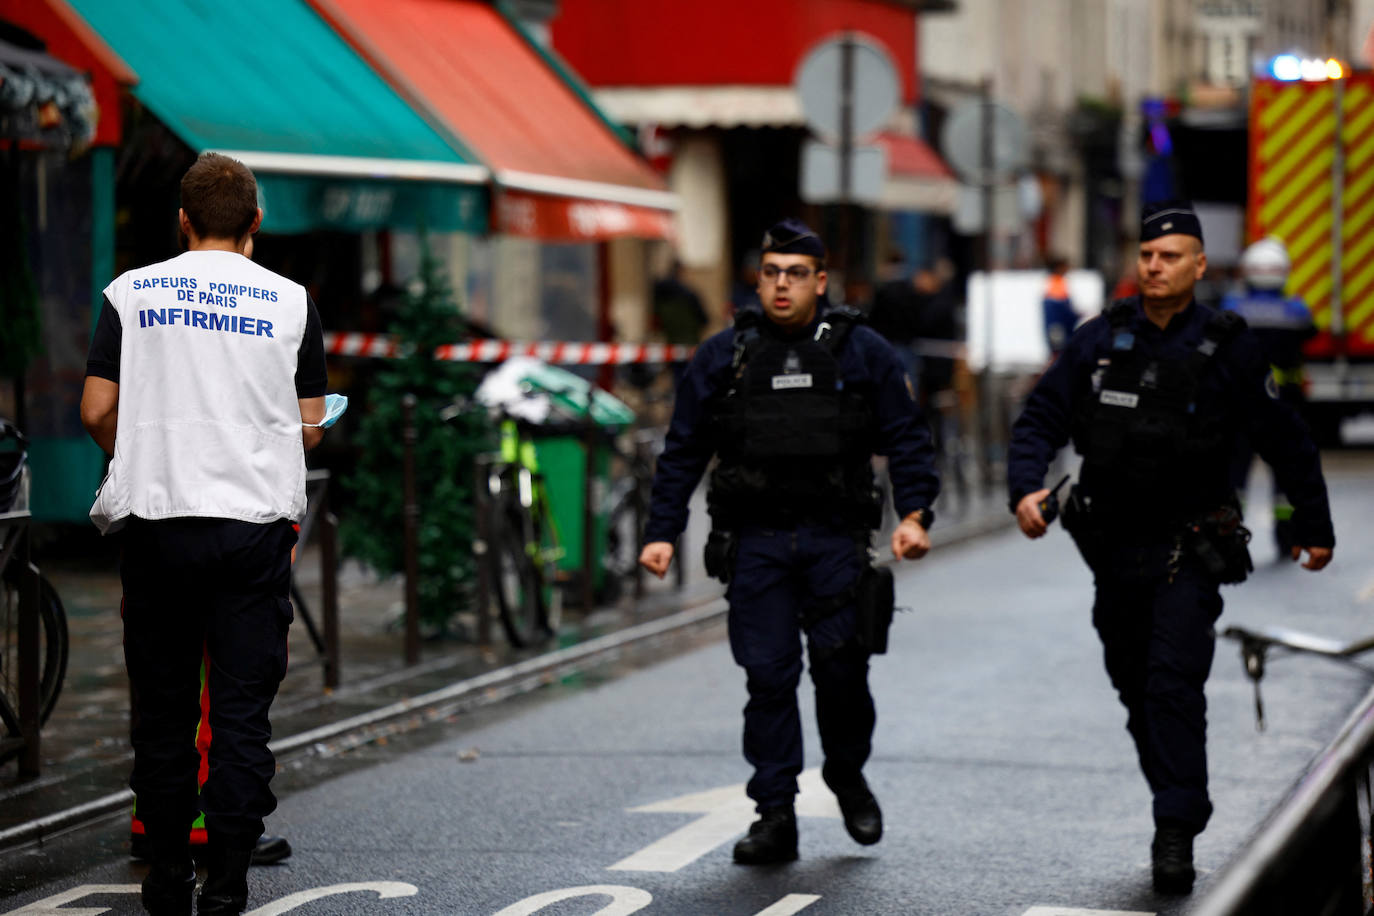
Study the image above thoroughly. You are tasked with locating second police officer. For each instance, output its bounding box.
[1008,201,1335,895]
[639,219,940,864]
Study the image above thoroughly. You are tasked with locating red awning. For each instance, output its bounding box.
[308,0,676,241]
[876,132,954,180]
[874,132,957,215]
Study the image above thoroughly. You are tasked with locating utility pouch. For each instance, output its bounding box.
[704,529,739,584]
[855,564,896,655]
[1186,506,1253,584]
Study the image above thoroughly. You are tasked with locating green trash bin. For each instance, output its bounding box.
[475,358,635,599]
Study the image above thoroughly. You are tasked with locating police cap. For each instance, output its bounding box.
[1141,200,1204,246]
[761,218,827,261]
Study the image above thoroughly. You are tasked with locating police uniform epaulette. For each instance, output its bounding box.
[1206,307,1247,339]
[1105,299,1137,327]
[822,304,866,324]
[732,307,765,330]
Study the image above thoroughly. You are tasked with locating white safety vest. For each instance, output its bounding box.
[90,249,309,534]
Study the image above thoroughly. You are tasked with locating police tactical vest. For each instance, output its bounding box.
[90,250,311,534]
[1074,299,1245,494]
[708,307,877,527]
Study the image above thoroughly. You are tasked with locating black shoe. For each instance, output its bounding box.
[141,860,196,916]
[249,835,292,865]
[197,844,253,915]
[1151,822,1197,894]
[823,766,883,846]
[733,807,798,865]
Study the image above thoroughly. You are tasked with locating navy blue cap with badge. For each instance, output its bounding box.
[761,218,827,261]
[1141,199,1204,245]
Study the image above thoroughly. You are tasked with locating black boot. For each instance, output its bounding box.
[823,764,883,846]
[1151,821,1197,894]
[197,841,254,915]
[249,834,292,865]
[733,807,798,865]
[140,832,196,916]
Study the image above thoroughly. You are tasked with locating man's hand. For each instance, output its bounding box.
[1291,545,1333,571]
[1016,489,1051,539]
[891,516,930,560]
[639,541,675,579]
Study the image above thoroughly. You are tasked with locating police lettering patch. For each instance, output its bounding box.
[1100,389,1139,408]
[772,374,813,390]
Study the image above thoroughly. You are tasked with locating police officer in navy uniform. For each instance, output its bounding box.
[1008,201,1335,895]
[81,153,328,916]
[639,219,939,864]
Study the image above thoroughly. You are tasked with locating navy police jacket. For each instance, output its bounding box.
[644,309,939,544]
[1008,297,1335,547]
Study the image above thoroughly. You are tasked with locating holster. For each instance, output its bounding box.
[1185,505,1253,584]
[1059,485,1107,571]
[703,529,739,584]
[854,564,896,655]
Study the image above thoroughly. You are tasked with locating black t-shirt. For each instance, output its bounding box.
[85,293,329,398]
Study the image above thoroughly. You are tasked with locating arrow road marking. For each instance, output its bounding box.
[755,895,823,915]
[609,767,841,872]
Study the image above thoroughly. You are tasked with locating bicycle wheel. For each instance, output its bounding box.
[0,565,69,750]
[488,498,550,648]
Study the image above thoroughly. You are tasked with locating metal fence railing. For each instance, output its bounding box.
[1192,683,1374,915]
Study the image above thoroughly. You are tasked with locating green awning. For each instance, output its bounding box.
[64,0,488,234]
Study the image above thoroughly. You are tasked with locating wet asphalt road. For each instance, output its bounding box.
[3,460,1373,915]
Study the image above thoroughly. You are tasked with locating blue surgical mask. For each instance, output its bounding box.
[304,393,349,429]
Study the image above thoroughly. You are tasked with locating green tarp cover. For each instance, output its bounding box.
[65,0,487,234]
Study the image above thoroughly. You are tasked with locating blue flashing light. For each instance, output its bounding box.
[1271,55,1303,81]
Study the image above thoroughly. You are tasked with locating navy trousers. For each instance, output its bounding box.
[726,526,873,811]
[121,517,296,849]
[1091,551,1223,833]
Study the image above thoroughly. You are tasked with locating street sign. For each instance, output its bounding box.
[795,34,901,143]
[952,183,1023,235]
[941,99,1028,185]
[800,140,887,205]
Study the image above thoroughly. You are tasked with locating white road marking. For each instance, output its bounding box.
[1021,908,1155,916]
[608,767,840,872]
[754,895,823,915]
[492,885,653,916]
[1,884,139,915]
[243,882,418,915]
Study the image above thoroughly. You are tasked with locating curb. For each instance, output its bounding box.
[0,512,1014,854]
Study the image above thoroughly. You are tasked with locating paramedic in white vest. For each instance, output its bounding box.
[80,152,328,916]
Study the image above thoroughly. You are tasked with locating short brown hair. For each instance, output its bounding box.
[180,153,258,241]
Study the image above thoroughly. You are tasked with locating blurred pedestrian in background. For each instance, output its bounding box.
[867,249,924,386]
[1221,236,1317,558]
[1041,254,1078,358]
[81,152,329,916]
[639,219,939,865]
[1007,200,1334,896]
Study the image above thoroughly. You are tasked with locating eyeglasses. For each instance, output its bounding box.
[760,264,816,283]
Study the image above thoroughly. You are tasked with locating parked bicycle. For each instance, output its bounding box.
[444,360,674,647]
[0,417,69,763]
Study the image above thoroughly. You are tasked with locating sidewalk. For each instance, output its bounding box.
[0,476,1013,847]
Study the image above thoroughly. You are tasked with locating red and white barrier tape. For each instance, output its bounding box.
[324,332,694,364]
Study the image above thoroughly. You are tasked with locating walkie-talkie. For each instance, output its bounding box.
[1039,475,1071,526]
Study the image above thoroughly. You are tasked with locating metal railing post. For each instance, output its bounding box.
[320,493,340,691]
[402,394,421,666]
[473,455,492,648]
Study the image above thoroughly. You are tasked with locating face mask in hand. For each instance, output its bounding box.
[303,393,349,429]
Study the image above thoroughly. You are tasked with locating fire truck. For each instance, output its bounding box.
[1249,74,1374,444]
